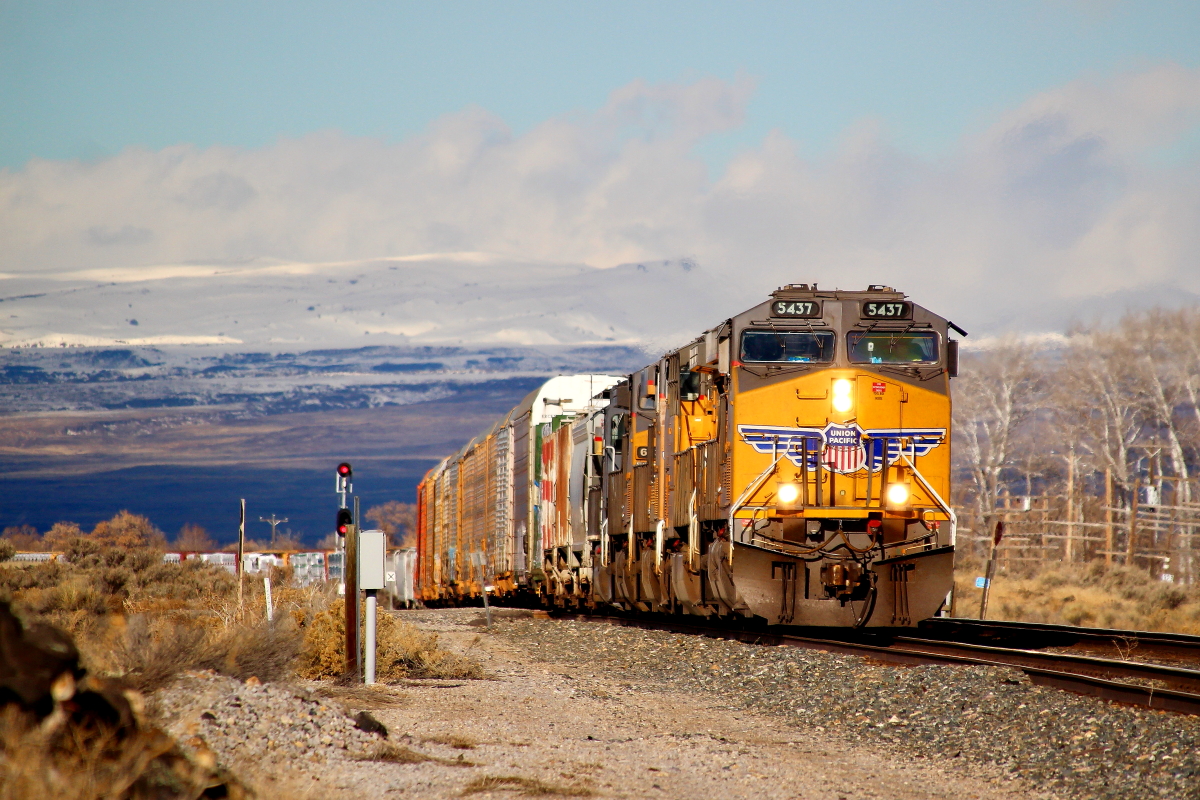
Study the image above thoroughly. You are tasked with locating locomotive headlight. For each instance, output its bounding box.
[886,482,910,508]
[832,378,854,413]
[775,480,802,514]
[776,482,801,505]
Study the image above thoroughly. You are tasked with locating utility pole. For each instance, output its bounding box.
[259,514,289,545]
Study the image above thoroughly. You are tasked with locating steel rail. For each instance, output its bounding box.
[916,617,1200,660]
[884,637,1200,693]
[554,612,1200,716]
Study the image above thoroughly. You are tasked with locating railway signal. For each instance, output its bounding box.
[336,508,353,537]
[333,461,361,680]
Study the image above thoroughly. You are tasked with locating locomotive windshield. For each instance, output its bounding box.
[740,330,835,363]
[847,331,939,364]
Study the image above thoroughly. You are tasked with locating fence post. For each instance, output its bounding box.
[979,520,1004,620]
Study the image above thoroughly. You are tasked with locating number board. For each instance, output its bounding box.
[771,300,822,318]
[861,301,912,319]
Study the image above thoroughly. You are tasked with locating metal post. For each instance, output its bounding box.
[800,437,810,507]
[345,498,360,679]
[364,589,377,684]
[481,582,492,631]
[237,499,246,615]
[878,438,890,509]
[263,574,273,622]
[863,436,873,508]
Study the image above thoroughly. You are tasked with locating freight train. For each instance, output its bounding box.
[415,285,963,627]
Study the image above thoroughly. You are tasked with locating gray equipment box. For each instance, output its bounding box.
[358,530,386,591]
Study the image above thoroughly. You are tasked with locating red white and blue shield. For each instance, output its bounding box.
[822,424,865,474]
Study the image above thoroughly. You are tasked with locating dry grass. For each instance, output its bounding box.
[354,742,437,764]
[92,615,303,692]
[298,599,484,681]
[461,775,594,797]
[1,542,481,693]
[955,559,1200,633]
[0,704,249,800]
[312,684,408,708]
[353,741,475,766]
[0,543,356,691]
[423,733,477,750]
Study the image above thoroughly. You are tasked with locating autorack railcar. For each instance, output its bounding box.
[415,284,962,627]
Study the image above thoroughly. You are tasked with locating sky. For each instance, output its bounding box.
[2,1,1200,339]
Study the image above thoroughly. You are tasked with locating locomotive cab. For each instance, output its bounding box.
[720,284,958,626]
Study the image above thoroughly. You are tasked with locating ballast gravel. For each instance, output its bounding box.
[495,616,1200,800]
[153,671,383,771]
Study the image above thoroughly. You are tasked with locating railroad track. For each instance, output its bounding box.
[553,612,1200,716]
[916,617,1200,661]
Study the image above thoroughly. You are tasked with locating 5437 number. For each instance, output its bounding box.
[862,301,911,319]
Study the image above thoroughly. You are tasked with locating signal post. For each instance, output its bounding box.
[336,462,360,678]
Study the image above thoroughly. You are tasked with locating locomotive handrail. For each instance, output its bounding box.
[726,442,798,561]
[898,447,957,548]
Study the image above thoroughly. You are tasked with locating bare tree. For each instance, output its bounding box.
[365,501,417,547]
[1060,327,1147,501]
[1123,310,1191,502]
[0,524,41,551]
[173,523,216,551]
[953,339,1040,550]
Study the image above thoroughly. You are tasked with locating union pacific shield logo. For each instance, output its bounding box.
[821,424,864,473]
[737,423,946,475]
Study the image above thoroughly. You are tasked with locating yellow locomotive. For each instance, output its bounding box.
[416,284,961,627]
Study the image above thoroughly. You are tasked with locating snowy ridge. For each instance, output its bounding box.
[0,255,738,353]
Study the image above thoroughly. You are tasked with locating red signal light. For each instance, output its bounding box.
[336,508,353,536]
[337,462,352,477]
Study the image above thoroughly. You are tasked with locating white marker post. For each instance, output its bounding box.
[471,551,492,631]
[358,530,386,684]
[263,573,274,622]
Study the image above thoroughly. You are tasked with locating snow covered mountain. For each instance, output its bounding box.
[0,254,750,353]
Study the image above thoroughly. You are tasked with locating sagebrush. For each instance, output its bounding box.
[955,558,1200,633]
[298,598,484,681]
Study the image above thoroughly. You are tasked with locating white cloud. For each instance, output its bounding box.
[0,65,1196,339]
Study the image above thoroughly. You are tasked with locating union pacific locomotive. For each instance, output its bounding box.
[415,285,962,627]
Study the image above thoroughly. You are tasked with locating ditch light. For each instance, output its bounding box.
[832,378,854,413]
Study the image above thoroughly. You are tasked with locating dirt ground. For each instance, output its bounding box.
[306,609,1040,800]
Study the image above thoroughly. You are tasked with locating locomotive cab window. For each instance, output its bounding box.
[680,370,702,401]
[740,330,835,363]
[608,413,626,453]
[846,331,939,364]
